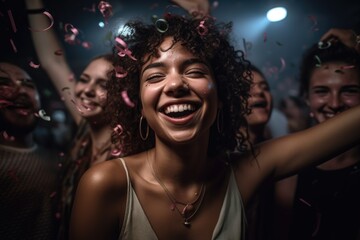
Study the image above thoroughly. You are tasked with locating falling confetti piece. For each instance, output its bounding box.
[314,55,322,67]
[121,90,135,108]
[115,37,137,61]
[7,10,17,33]
[197,20,208,36]
[29,60,40,69]
[9,38,17,53]
[28,11,54,32]
[37,109,51,121]
[98,1,113,22]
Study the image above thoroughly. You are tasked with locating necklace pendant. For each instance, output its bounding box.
[184,220,191,227]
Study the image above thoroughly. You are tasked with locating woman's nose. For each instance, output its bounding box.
[164,75,190,97]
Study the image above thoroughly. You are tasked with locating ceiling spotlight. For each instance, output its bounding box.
[266,6,287,22]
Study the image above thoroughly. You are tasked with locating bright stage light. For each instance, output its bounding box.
[266,7,287,22]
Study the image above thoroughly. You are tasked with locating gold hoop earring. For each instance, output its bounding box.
[217,108,224,134]
[139,116,149,141]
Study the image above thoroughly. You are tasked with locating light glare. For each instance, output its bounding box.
[267,7,287,22]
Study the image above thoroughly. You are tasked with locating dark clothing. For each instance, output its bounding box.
[290,162,360,240]
[0,144,59,240]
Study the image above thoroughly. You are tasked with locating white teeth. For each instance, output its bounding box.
[164,104,195,114]
[325,113,335,118]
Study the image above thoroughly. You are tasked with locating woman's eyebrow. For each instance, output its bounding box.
[141,62,165,76]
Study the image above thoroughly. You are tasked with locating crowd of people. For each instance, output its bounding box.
[1,0,360,239]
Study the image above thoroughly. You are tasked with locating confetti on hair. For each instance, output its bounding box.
[98,1,113,23]
[9,38,17,53]
[197,20,208,36]
[115,37,137,61]
[7,10,17,33]
[155,18,169,33]
[29,60,40,69]
[113,124,123,135]
[121,90,135,108]
[318,41,331,49]
[111,148,122,156]
[314,55,322,67]
[35,109,51,121]
[115,65,128,78]
[28,11,54,32]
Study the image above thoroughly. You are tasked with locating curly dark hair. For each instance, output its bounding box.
[106,14,252,157]
[299,42,360,97]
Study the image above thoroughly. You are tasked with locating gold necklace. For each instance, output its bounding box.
[146,151,206,227]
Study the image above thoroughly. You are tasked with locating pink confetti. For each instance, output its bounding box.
[9,38,17,53]
[28,11,54,32]
[98,1,113,22]
[197,20,208,36]
[29,60,40,69]
[115,37,137,61]
[121,90,135,108]
[64,23,79,35]
[299,198,312,207]
[340,65,355,69]
[115,65,127,78]
[2,131,15,141]
[263,32,267,42]
[113,124,123,135]
[7,10,17,33]
[81,41,92,49]
[111,148,122,156]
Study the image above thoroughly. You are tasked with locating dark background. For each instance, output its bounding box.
[1,0,360,105]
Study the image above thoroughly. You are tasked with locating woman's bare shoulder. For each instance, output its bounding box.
[79,158,129,193]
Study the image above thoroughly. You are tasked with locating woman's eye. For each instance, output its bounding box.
[146,74,164,83]
[79,78,88,83]
[186,70,206,78]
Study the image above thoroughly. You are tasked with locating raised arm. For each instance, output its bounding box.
[170,0,210,18]
[237,105,360,203]
[320,28,360,53]
[25,0,81,124]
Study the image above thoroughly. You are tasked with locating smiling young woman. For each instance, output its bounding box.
[70,15,360,240]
